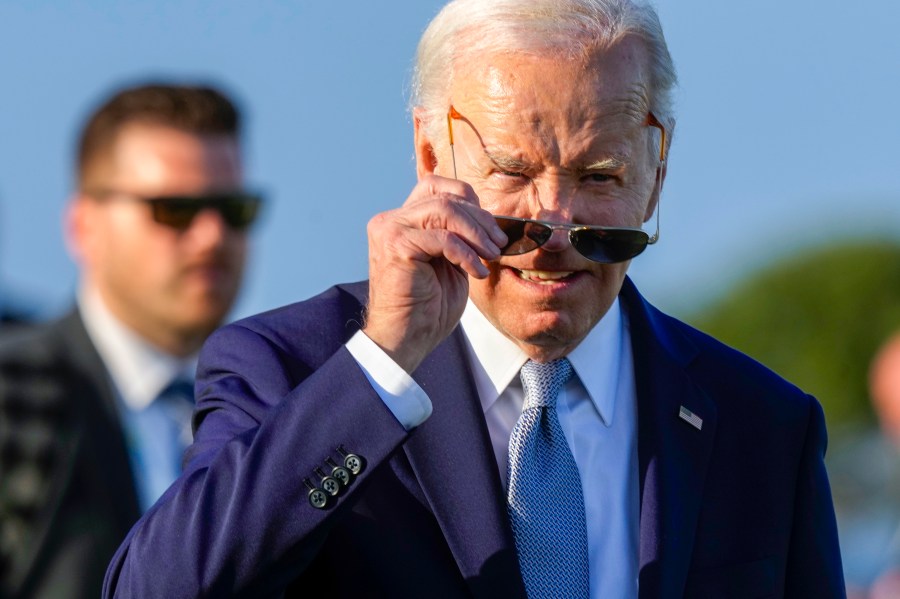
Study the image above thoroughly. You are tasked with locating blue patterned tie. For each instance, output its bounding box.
[507,359,590,598]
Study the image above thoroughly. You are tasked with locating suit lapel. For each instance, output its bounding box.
[403,327,526,599]
[58,310,142,525]
[621,281,718,597]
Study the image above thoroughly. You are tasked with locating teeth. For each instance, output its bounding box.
[517,269,573,282]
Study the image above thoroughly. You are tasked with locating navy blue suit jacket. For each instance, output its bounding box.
[104,278,845,597]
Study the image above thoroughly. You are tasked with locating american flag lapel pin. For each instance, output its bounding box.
[679,405,703,431]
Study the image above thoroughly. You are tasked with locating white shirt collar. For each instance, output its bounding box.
[78,285,197,411]
[459,297,624,427]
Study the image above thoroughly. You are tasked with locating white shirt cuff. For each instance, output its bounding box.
[345,330,433,430]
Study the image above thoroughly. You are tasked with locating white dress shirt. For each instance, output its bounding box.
[79,286,197,511]
[347,298,640,597]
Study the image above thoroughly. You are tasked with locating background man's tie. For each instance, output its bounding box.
[125,378,195,511]
[507,358,590,598]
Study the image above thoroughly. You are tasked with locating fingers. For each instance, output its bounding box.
[391,175,507,273]
[394,225,493,279]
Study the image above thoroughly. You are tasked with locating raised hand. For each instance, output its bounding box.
[363,174,506,373]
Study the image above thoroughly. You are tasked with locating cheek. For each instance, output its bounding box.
[230,234,249,258]
[468,264,500,298]
[578,182,658,228]
[467,267,513,325]
[105,221,177,280]
[473,191,509,214]
[105,233,153,282]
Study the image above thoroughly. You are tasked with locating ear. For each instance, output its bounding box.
[413,107,439,180]
[64,193,98,266]
[644,160,667,222]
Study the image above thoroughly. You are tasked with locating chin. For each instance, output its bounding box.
[178,298,232,329]
[498,309,587,354]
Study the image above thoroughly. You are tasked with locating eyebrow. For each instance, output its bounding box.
[480,142,630,174]
[583,157,627,171]
[483,149,529,172]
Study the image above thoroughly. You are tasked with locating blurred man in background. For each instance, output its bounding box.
[0,82,262,598]
[872,334,900,446]
[835,332,900,597]
[864,333,900,598]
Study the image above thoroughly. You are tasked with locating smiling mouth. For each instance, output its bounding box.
[515,268,576,283]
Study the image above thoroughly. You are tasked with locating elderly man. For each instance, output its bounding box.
[0,83,261,597]
[104,1,844,597]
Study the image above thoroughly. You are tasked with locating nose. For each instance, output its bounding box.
[529,179,576,253]
[538,227,572,253]
[185,207,230,248]
[529,173,579,216]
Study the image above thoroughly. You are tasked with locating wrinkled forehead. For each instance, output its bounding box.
[449,36,653,135]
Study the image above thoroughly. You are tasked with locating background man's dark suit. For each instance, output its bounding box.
[0,82,253,598]
[104,278,844,597]
[0,305,34,327]
[0,311,140,598]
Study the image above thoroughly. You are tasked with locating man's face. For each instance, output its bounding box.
[420,38,664,361]
[71,124,248,355]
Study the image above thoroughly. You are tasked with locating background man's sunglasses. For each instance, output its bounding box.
[89,190,263,230]
[494,216,655,263]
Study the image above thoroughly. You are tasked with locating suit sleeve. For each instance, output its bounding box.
[103,321,413,598]
[784,396,846,596]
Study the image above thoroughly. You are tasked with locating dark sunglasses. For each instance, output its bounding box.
[89,190,263,230]
[493,216,655,263]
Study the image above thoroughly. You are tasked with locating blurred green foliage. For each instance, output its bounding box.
[684,239,900,435]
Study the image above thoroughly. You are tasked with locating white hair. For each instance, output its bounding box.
[411,0,677,152]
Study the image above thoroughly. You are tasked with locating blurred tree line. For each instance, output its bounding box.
[681,239,900,438]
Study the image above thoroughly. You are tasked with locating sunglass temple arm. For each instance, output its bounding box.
[447,112,458,179]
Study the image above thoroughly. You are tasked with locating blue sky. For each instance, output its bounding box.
[1,0,898,320]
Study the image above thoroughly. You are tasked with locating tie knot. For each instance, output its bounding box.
[520,358,573,410]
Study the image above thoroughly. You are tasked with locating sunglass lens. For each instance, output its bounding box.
[150,195,262,230]
[151,199,200,229]
[570,228,649,263]
[494,217,552,255]
[219,195,261,229]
